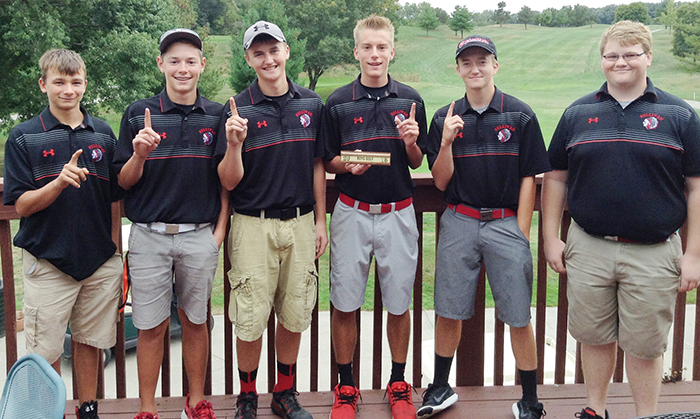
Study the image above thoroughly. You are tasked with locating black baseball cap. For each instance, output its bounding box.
[455,35,497,60]
[159,28,202,54]
[243,21,286,50]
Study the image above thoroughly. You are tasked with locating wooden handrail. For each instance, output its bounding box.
[0,174,698,398]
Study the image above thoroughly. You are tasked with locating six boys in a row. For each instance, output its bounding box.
[4,14,699,419]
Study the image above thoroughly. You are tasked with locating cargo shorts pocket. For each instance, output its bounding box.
[228,274,255,328]
[23,305,39,348]
[295,266,318,323]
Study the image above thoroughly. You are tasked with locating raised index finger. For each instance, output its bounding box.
[69,149,83,165]
[409,102,416,121]
[446,101,455,120]
[144,108,151,129]
[229,97,239,117]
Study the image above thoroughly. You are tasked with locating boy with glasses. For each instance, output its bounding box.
[542,20,700,418]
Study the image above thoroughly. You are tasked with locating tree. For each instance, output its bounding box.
[435,7,449,25]
[538,8,554,26]
[197,0,239,34]
[517,5,535,29]
[658,0,677,31]
[418,6,440,35]
[552,6,572,27]
[399,2,421,24]
[449,6,474,38]
[615,2,650,24]
[672,1,700,65]
[284,0,400,91]
[570,4,597,27]
[0,0,182,129]
[493,2,510,27]
[596,4,617,24]
[230,0,306,93]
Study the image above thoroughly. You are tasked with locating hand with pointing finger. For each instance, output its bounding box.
[441,101,464,147]
[57,149,90,189]
[225,97,248,146]
[395,102,420,147]
[133,108,161,159]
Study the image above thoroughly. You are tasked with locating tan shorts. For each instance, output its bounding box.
[565,222,681,359]
[22,250,122,364]
[227,211,318,342]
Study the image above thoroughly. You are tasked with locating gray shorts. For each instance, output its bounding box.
[434,207,533,327]
[128,224,219,329]
[329,198,419,315]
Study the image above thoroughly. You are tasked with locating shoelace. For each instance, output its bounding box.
[193,400,215,419]
[277,390,302,410]
[336,389,359,406]
[388,386,411,403]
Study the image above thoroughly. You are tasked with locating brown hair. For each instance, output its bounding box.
[354,14,394,47]
[39,49,86,81]
[599,20,652,55]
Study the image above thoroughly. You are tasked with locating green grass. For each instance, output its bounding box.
[4,24,699,313]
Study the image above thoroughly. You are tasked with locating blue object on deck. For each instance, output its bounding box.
[0,353,66,419]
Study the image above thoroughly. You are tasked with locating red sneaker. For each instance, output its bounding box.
[386,381,416,419]
[133,413,159,419]
[330,384,360,419]
[182,394,216,419]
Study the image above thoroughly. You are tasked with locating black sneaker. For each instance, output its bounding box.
[512,399,546,419]
[235,392,258,419]
[575,407,609,419]
[417,383,458,419]
[75,400,99,419]
[270,389,312,419]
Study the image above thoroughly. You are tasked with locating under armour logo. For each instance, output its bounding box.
[588,117,599,124]
[257,120,268,128]
[354,117,363,124]
[160,132,167,139]
[42,149,55,157]
[454,132,463,139]
[254,23,270,32]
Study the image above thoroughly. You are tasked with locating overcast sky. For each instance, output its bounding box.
[410,0,642,13]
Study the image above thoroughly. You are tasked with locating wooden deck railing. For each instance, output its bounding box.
[1,174,699,399]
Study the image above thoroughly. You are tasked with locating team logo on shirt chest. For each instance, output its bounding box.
[391,110,408,122]
[640,113,663,130]
[296,110,313,128]
[89,144,105,162]
[199,128,215,145]
[495,124,516,143]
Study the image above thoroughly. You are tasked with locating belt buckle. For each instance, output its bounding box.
[165,224,180,234]
[369,204,382,214]
[479,210,494,221]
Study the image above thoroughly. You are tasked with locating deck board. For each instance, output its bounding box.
[67,382,700,418]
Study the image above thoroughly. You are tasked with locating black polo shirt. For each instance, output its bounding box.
[114,89,223,224]
[3,107,119,280]
[549,79,700,242]
[425,89,551,209]
[214,79,324,211]
[321,75,428,204]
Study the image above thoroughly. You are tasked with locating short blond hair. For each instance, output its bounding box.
[354,14,394,47]
[599,20,652,55]
[39,49,86,81]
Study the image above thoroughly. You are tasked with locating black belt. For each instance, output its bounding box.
[236,206,313,221]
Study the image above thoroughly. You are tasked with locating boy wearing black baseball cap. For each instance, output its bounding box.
[419,35,550,419]
[115,28,228,419]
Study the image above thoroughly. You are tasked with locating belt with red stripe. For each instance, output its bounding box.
[339,193,412,214]
[448,203,516,221]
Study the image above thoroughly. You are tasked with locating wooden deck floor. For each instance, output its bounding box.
[67,382,700,419]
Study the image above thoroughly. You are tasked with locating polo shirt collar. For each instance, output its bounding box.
[596,77,659,103]
[158,88,206,113]
[455,87,505,114]
[248,78,299,105]
[38,106,94,132]
[351,74,399,101]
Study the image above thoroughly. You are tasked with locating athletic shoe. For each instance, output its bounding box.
[575,407,609,419]
[182,394,216,419]
[330,384,360,419]
[133,413,159,419]
[386,381,416,419]
[235,392,258,419]
[512,399,546,419]
[76,400,99,419]
[416,383,458,419]
[271,389,312,419]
